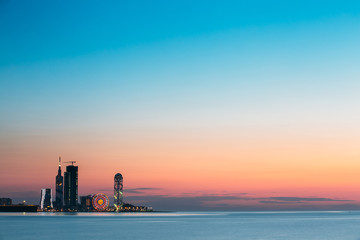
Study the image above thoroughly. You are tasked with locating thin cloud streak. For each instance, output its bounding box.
[124,194,355,211]
[268,197,351,202]
[125,187,163,194]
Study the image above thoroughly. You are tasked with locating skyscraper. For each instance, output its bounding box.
[55,156,63,210]
[64,163,78,209]
[40,188,53,210]
[114,173,123,212]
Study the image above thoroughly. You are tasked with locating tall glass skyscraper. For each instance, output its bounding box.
[40,188,53,210]
[55,157,63,210]
[64,164,78,209]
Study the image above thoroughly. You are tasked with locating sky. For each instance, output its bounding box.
[1,0,360,210]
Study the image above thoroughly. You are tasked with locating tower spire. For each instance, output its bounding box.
[58,156,62,175]
[55,156,64,210]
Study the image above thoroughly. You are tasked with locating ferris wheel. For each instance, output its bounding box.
[92,193,109,211]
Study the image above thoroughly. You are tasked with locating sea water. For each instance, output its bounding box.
[1,211,360,240]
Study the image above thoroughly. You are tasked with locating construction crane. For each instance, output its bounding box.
[64,161,77,166]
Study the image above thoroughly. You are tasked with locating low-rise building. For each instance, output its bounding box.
[0,198,12,206]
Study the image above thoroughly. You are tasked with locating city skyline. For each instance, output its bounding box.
[1,0,360,211]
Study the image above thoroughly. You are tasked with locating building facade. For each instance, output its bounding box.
[64,164,78,209]
[40,188,53,210]
[80,195,94,211]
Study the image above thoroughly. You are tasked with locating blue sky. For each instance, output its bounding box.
[1,0,360,65]
[1,0,360,133]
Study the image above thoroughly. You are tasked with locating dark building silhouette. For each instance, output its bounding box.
[80,195,94,211]
[0,205,37,212]
[64,163,78,209]
[40,188,53,210]
[55,157,63,210]
[0,198,12,206]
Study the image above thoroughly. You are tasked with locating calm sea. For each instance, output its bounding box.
[1,211,360,240]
